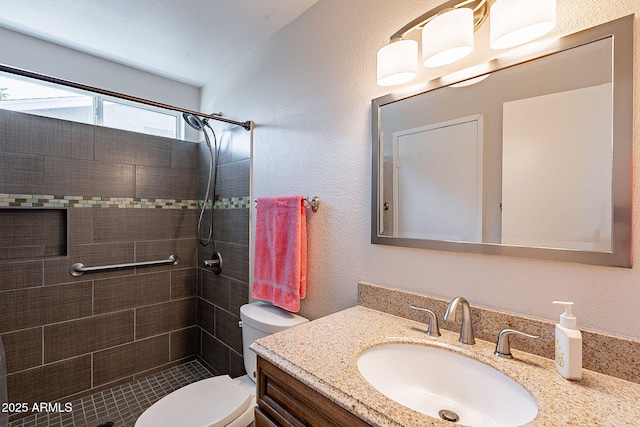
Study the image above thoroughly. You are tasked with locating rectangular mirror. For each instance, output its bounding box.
[371,15,633,267]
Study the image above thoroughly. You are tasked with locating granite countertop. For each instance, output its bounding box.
[251,305,640,427]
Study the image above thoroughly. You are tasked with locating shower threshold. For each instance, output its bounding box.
[8,360,213,427]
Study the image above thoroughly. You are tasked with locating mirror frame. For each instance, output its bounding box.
[371,15,633,267]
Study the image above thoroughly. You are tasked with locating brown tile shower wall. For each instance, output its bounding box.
[0,109,199,409]
[197,131,250,377]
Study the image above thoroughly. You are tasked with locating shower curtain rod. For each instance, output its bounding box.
[0,63,252,131]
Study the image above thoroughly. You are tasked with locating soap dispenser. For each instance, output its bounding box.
[552,301,582,380]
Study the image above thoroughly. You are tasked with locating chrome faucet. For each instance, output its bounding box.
[410,305,441,337]
[494,328,539,359]
[444,297,475,344]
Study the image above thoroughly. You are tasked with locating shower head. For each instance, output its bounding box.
[182,113,208,131]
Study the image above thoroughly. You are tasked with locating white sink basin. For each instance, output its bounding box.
[357,343,538,426]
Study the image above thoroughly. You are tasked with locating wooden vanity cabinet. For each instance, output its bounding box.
[255,356,372,427]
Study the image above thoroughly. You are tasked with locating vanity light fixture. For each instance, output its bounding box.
[490,0,557,49]
[377,39,419,86]
[422,7,474,68]
[376,0,556,86]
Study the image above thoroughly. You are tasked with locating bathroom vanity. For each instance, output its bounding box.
[254,356,369,427]
[252,305,640,427]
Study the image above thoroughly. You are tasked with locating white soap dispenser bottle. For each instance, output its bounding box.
[552,301,582,380]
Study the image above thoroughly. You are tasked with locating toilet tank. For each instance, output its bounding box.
[240,301,308,382]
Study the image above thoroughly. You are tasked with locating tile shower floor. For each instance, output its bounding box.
[8,360,214,427]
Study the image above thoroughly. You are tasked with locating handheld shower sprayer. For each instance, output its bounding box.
[183,113,220,248]
[182,112,208,131]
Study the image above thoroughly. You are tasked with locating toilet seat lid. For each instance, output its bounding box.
[135,375,253,427]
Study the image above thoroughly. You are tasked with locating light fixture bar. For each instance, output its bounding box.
[388,0,489,42]
[376,0,556,87]
[377,0,490,86]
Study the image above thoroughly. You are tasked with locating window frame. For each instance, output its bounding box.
[0,71,184,140]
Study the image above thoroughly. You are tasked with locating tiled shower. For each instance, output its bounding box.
[0,108,250,422]
[196,126,251,378]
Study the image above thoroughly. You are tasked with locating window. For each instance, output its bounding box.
[102,100,180,138]
[0,74,94,123]
[0,72,182,139]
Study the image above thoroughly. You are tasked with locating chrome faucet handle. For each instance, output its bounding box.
[444,296,475,345]
[410,305,441,337]
[494,328,539,359]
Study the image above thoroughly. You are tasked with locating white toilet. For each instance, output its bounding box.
[135,301,308,427]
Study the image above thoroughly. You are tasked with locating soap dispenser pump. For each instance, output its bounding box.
[552,301,582,380]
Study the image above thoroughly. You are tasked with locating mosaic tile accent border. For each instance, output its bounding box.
[0,194,250,210]
[211,196,251,209]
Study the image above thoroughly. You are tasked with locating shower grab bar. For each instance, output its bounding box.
[69,255,178,277]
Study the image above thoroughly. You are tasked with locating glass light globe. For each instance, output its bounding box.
[490,0,556,49]
[422,8,474,68]
[377,39,418,86]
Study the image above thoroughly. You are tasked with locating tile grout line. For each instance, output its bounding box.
[8,360,213,427]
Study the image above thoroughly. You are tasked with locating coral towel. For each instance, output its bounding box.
[252,196,307,312]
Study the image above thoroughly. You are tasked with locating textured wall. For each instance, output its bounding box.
[0,27,199,112]
[201,0,640,339]
[0,109,199,413]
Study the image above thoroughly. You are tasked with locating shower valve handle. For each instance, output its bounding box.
[204,252,222,274]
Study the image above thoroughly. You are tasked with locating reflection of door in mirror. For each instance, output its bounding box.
[502,84,612,252]
[390,115,483,242]
[377,36,613,248]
